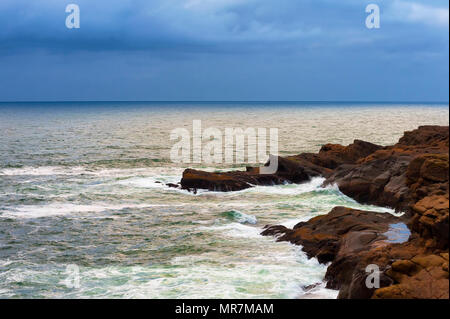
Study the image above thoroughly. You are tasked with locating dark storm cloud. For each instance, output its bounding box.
[0,0,448,101]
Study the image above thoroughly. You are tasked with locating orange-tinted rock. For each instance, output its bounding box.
[397,125,449,147]
[420,154,449,182]
[410,195,449,250]
[185,125,449,298]
[391,260,418,275]
[262,206,405,298]
[326,126,448,212]
[373,253,449,299]
[263,207,400,263]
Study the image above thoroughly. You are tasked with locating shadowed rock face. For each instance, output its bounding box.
[262,205,449,299]
[262,207,407,298]
[288,139,383,173]
[262,206,401,264]
[325,126,449,212]
[180,156,320,192]
[180,125,449,298]
[180,139,383,191]
[324,126,449,250]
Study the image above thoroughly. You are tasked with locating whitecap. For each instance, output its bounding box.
[0,203,178,219]
[221,210,257,224]
[246,177,327,195]
[200,223,262,238]
[0,166,87,176]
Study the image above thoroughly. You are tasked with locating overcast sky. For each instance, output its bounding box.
[0,0,448,102]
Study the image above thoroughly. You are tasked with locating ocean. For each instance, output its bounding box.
[0,102,448,298]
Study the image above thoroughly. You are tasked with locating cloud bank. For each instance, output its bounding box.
[0,0,448,101]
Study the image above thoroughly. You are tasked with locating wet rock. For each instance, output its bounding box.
[180,139,382,192]
[184,125,449,298]
[261,207,408,297]
[180,156,317,192]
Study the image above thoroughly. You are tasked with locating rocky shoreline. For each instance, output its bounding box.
[178,125,449,299]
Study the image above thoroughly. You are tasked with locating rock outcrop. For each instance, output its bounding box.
[262,206,402,264]
[180,139,383,191]
[260,126,449,299]
[287,139,382,175]
[325,126,449,212]
[372,252,449,299]
[180,125,449,298]
[180,156,321,192]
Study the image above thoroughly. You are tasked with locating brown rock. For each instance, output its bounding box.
[373,263,449,299]
[397,125,449,147]
[410,195,449,249]
[180,156,318,192]
[182,125,449,298]
[261,207,402,294]
[391,260,418,275]
[326,126,449,211]
[420,154,449,183]
[411,254,446,269]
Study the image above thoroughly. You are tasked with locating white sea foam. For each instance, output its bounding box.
[280,219,305,228]
[0,166,88,176]
[62,260,337,299]
[170,176,329,197]
[115,175,184,190]
[0,203,177,219]
[1,103,448,299]
[201,223,262,238]
[247,177,327,195]
[3,239,336,298]
[0,166,186,178]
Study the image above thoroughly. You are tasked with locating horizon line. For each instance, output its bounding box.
[0,100,449,104]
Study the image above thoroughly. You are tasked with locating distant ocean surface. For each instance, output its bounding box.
[0,102,448,298]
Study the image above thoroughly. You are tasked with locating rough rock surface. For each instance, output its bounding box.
[325,126,449,212]
[180,125,449,298]
[180,139,383,191]
[262,206,401,264]
[372,252,449,299]
[287,139,382,175]
[260,126,449,299]
[180,156,320,192]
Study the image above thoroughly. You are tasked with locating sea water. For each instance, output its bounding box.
[0,102,448,298]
